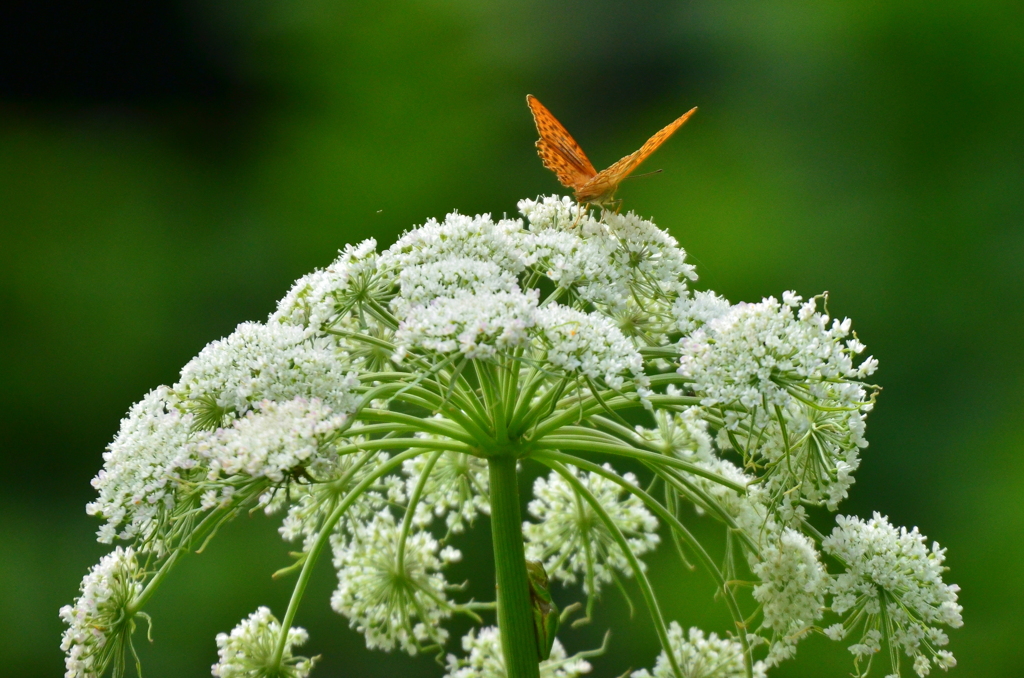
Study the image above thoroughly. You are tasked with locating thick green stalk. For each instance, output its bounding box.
[488,454,541,678]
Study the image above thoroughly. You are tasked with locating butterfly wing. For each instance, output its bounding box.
[527,95,598,190]
[577,106,698,204]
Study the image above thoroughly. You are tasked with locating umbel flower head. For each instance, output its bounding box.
[212,607,317,678]
[524,464,660,596]
[330,509,463,653]
[59,547,146,678]
[63,195,961,678]
[631,623,767,678]
[823,513,963,678]
[444,626,598,678]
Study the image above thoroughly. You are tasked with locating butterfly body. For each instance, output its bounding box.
[527,94,697,208]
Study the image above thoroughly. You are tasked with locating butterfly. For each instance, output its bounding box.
[527,94,697,210]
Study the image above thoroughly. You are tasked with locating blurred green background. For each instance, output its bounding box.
[1,1,1021,676]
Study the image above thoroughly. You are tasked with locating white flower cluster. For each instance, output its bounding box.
[272,239,380,330]
[679,293,876,511]
[764,399,867,511]
[521,223,626,308]
[524,465,659,595]
[632,402,769,543]
[444,626,593,678]
[330,510,462,654]
[87,321,363,554]
[681,454,769,542]
[519,197,630,309]
[378,203,663,389]
[534,305,644,390]
[597,209,696,295]
[519,195,695,310]
[395,290,646,388]
[59,547,144,678]
[516,194,585,231]
[395,289,539,360]
[750,528,827,665]
[673,290,731,336]
[678,293,875,409]
[822,513,962,677]
[176,321,360,425]
[71,195,965,678]
[631,623,766,678]
[380,211,525,274]
[403,449,490,535]
[191,397,347,484]
[382,212,529,365]
[211,607,316,678]
[87,387,194,548]
[392,258,519,315]
[88,393,354,554]
[638,407,714,460]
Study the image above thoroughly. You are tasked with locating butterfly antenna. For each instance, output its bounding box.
[622,168,664,181]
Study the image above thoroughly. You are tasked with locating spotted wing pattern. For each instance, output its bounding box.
[527,95,597,190]
[575,106,698,205]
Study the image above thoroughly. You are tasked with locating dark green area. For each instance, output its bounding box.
[1,1,1021,676]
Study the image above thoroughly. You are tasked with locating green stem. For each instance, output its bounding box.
[127,550,180,616]
[348,376,479,434]
[538,457,685,678]
[507,365,544,433]
[534,450,755,678]
[534,437,747,492]
[475,360,505,442]
[355,370,482,420]
[129,482,267,615]
[332,437,473,456]
[365,297,400,329]
[501,355,520,432]
[357,409,480,445]
[488,454,540,678]
[270,448,428,669]
[392,382,493,441]
[532,393,701,439]
[511,374,566,436]
[397,451,442,573]
[325,327,395,350]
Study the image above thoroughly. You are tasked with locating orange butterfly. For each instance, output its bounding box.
[527,94,697,210]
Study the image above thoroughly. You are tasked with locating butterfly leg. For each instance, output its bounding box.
[571,202,589,229]
[596,200,621,222]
